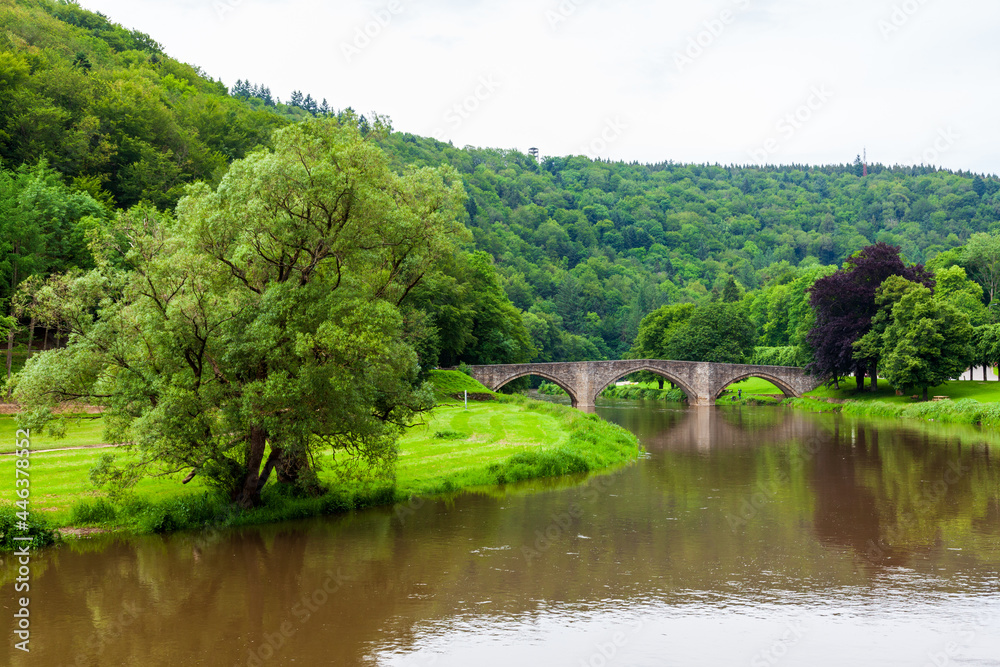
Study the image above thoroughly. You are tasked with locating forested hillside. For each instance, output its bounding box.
[382,133,1000,357]
[0,0,297,210]
[3,0,1000,370]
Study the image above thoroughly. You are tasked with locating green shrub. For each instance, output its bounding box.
[0,503,60,550]
[839,397,1000,426]
[70,497,118,524]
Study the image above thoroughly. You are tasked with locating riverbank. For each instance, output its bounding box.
[729,376,1000,428]
[784,378,1000,427]
[0,371,639,549]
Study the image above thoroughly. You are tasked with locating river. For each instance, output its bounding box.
[3,402,1000,666]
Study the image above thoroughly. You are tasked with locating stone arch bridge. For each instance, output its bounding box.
[466,360,823,409]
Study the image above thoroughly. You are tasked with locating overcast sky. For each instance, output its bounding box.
[80,0,1000,174]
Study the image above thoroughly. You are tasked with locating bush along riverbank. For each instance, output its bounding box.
[540,380,688,402]
[784,377,1000,426]
[833,397,1000,427]
[0,374,640,549]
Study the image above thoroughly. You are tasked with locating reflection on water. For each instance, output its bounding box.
[2,405,999,666]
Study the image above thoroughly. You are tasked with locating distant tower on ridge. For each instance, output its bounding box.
[528,147,539,161]
[863,147,867,177]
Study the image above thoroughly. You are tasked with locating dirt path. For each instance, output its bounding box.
[0,402,104,415]
[0,443,121,455]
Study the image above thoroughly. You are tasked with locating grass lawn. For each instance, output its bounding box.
[0,448,212,526]
[0,414,107,453]
[720,376,786,396]
[392,401,569,494]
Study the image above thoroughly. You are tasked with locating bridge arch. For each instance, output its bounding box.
[593,363,698,405]
[712,372,800,400]
[492,371,582,408]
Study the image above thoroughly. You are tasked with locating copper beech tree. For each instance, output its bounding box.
[14,116,467,507]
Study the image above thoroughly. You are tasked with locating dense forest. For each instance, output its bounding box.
[3,0,1000,373]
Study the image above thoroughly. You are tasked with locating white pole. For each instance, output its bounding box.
[464,390,468,410]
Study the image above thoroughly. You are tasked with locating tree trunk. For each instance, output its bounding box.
[984,364,988,382]
[870,365,878,392]
[5,328,14,400]
[255,447,283,495]
[276,448,323,496]
[855,372,865,392]
[922,386,928,401]
[657,378,664,390]
[833,377,840,390]
[233,425,268,508]
[25,317,34,360]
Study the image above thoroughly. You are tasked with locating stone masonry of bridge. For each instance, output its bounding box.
[466,360,824,409]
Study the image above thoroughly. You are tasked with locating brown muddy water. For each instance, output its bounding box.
[2,402,999,666]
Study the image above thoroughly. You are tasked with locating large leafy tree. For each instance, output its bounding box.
[807,243,933,389]
[665,301,756,364]
[628,302,695,388]
[880,283,974,400]
[14,116,467,507]
[961,232,1000,312]
[973,325,1000,381]
[407,251,535,368]
[1,162,105,392]
[630,303,695,359]
[852,275,919,391]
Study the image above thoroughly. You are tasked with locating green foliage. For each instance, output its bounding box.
[840,398,1000,427]
[70,496,117,524]
[852,274,923,379]
[0,502,59,550]
[630,303,695,359]
[383,132,1000,358]
[0,1,289,209]
[935,265,987,325]
[13,116,468,508]
[408,251,535,367]
[665,300,757,363]
[751,346,802,367]
[880,283,975,398]
[973,324,1000,371]
[0,161,106,305]
[960,232,1000,309]
[747,264,831,358]
[2,0,1000,372]
[488,448,589,483]
[600,383,687,402]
